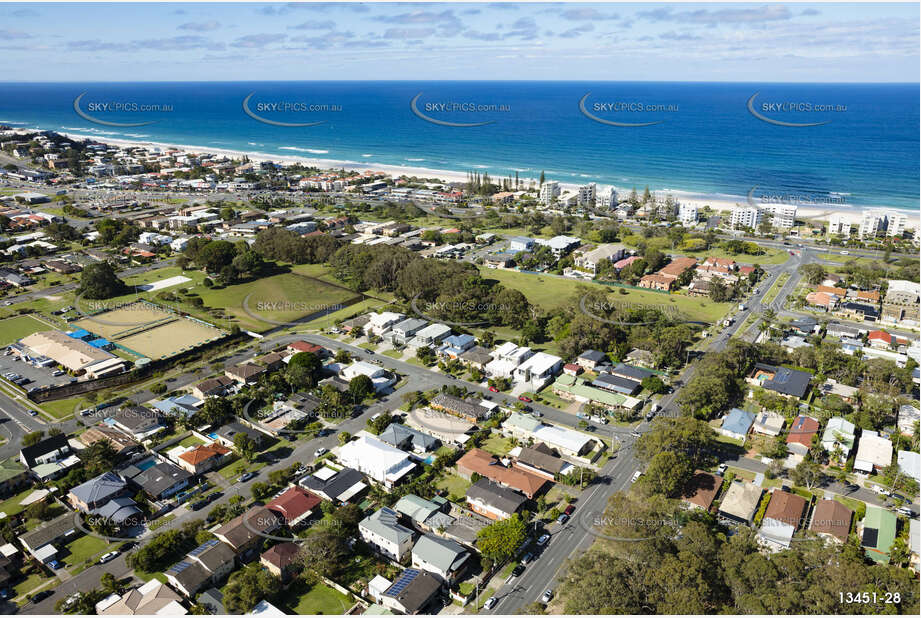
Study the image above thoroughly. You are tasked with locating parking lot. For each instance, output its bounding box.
[0,348,75,392]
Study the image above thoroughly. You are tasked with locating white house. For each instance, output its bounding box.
[513,351,562,390]
[337,434,416,488]
[341,361,397,392]
[854,430,893,474]
[360,507,415,562]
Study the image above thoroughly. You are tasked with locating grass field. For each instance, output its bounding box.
[198,272,361,332]
[479,267,731,323]
[286,582,352,615]
[682,247,792,266]
[0,314,53,345]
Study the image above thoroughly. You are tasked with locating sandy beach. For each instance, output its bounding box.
[56,130,918,228]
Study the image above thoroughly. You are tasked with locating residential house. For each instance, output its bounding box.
[576,349,607,372]
[338,434,416,488]
[749,363,812,399]
[717,481,763,525]
[513,444,566,481]
[19,433,79,481]
[177,444,232,475]
[191,375,235,399]
[411,534,470,584]
[429,393,492,423]
[18,512,77,564]
[786,416,821,456]
[68,472,143,527]
[456,448,548,499]
[109,405,165,441]
[465,478,527,520]
[360,507,416,562]
[821,417,857,459]
[0,458,29,498]
[96,579,187,616]
[861,507,898,563]
[854,430,893,474]
[266,486,322,529]
[224,363,265,385]
[214,421,267,451]
[720,408,756,442]
[897,450,920,483]
[299,466,367,503]
[379,423,441,454]
[213,507,280,554]
[379,568,442,615]
[752,411,785,437]
[165,539,236,598]
[260,542,300,582]
[681,471,723,511]
[502,412,597,459]
[809,499,853,544]
[122,458,192,501]
[898,405,920,435]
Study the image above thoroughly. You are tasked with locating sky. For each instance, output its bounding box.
[0,1,918,82]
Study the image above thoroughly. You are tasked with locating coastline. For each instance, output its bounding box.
[54,130,919,228]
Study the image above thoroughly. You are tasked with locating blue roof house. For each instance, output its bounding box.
[721,408,756,442]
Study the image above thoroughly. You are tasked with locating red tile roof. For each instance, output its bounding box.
[266,486,322,524]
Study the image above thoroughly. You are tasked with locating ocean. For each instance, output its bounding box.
[0,81,917,211]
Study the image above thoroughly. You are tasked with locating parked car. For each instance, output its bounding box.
[631,470,642,483]
[540,589,554,604]
[98,551,120,564]
[520,552,533,565]
[896,506,913,516]
[556,513,570,525]
[564,504,576,516]
[489,386,499,392]
[238,472,256,483]
[483,597,498,610]
[29,590,53,604]
[190,499,208,511]
[717,463,728,475]
[511,564,525,577]
[518,395,532,403]
[28,410,38,417]
[314,447,329,458]
[531,410,543,418]
[537,533,550,546]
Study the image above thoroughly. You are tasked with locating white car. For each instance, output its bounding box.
[631,470,642,483]
[98,551,120,564]
[314,447,328,458]
[483,597,498,610]
[540,589,554,604]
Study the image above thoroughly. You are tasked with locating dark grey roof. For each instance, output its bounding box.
[466,478,526,515]
[69,471,126,507]
[20,513,75,551]
[124,459,192,498]
[188,539,235,572]
[299,466,365,501]
[431,393,487,419]
[166,559,211,595]
[379,423,440,452]
[591,373,641,395]
[459,345,492,365]
[839,302,879,319]
[197,588,225,615]
[609,363,655,381]
[516,446,564,475]
[754,363,812,399]
[578,349,606,363]
[112,405,162,432]
[92,496,142,524]
[19,434,71,468]
[383,568,441,614]
[216,421,265,445]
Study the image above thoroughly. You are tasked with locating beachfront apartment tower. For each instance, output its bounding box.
[859,211,884,239]
[577,183,596,207]
[764,204,797,229]
[827,214,850,238]
[678,204,699,226]
[540,181,560,206]
[730,206,763,230]
[596,186,617,209]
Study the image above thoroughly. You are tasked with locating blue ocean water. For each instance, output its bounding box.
[0,81,917,211]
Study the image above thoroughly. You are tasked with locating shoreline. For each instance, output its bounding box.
[52,129,920,228]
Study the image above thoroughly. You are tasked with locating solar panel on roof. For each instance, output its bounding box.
[169,560,192,574]
[188,539,218,557]
[386,569,420,595]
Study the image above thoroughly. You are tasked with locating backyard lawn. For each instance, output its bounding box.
[283,580,352,614]
[63,533,112,570]
[435,473,471,499]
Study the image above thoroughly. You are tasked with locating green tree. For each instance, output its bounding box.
[476,515,527,565]
[78,262,129,300]
[223,564,281,614]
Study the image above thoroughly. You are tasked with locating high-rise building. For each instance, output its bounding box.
[678,204,698,226]
[539,181,560,206]
[577,183,596,207]
[826,214,849,237]
[730,206,763,229]
[764,204,797,229]
[596,185,617,209]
